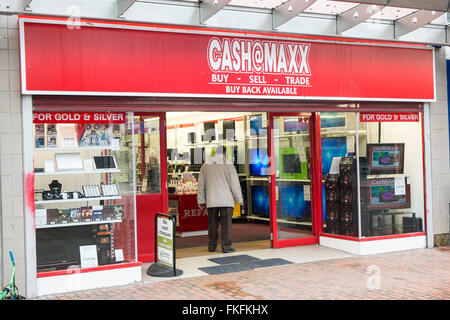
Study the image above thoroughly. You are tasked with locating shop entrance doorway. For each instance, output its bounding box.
[134,113,168,262]
[165,111,321,257]
[268,113,320,248]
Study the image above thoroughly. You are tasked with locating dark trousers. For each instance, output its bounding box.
[207,207,233,251]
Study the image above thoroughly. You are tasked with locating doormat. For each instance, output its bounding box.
[199,255,293,275]
[208,255,260,265]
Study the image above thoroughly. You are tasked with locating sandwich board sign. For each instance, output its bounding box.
[147,213,183,277]
[157,215,174,267]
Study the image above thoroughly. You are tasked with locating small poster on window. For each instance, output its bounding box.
[35,124,45,148]
[80,245,98,268]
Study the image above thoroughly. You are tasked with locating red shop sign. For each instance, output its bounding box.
[360,112,420,122]
[20,18,435,101]
[33,112,126,124]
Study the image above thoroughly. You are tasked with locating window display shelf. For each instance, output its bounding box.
[247,215,312,226]
[34,146,114,151]
[276,178,310,183]
[36,219,123,229]
[35,196,122,205]
[35,169,121,176]
[246,177,269,181]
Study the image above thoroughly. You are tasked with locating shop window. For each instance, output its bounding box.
[33,112,136,272]
[134,115,161,194]
[321,112,358,237]
[320,111,425,238]
[358,114,425,237]
[272,114,313,240]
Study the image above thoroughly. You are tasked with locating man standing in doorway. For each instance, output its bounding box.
[197,145,243,253]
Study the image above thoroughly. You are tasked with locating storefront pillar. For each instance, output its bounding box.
[423,103,435,249]
[22,94,37,298]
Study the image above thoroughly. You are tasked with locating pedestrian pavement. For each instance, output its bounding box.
[36,245,450,300]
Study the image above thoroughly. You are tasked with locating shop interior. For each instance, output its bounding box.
[32,110,426,270]
[166,112,274,256]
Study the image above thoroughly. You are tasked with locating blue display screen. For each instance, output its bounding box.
[321,137,347,175]
[250,115,262,135]
[278,185,311,218]
[321,116,346,128]
[249,148,269,176]
[251,186,270,216]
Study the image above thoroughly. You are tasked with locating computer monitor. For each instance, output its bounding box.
[366,177,411,211]
[190,148,205,165]
[278,185,311,218]
[367,143,405,175]
[222,120,235,141]
[279,147,308,179]
[36,225,97,270]
[167,148,178,161]
[251,186,270,217]
[249,148,269,176]
[321,137,347,175]
[282,154,302,173]
[249,114,263,136]
[187,132,196,144]
[203,121,216,141]
[283,118,309,132]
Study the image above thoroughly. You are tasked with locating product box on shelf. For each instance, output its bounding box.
[47,208,59,224]
[92,205,104,221]
[113,205,124,220]
[58,209,71,224]
[81,206,93,222]
[102,205,115,220]
[70,208,81,222]
[35,208,47,226]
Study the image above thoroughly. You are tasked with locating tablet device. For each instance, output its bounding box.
[93,155,117,170]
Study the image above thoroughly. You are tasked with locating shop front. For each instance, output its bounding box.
[19,16,435,296]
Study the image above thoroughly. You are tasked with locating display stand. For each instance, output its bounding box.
[147,213,183,277]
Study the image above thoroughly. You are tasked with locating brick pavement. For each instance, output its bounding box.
[37,247,449,300]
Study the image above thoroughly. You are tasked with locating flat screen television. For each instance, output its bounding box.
[250,114,263,136]
[222,120,235,141]
[321,137,347,175]
[251,186,270,217]
[277,185,311,218]
[320,114,346,128]
[283,118,309,132]
[367,143,405,174]
[366,177,411,211]
[203,121,216,141]
[188,132,196,144]
[36,225,97,270]
[249,148,269,176]
[167,148,178,161]
[279,147,308,179]
[190,147,205,165]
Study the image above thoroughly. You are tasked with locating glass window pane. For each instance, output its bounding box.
[273,115,313,240]
[134,115,161,194]
[320,112,359,237]
[33,112,136,272]
[359,115,425,237]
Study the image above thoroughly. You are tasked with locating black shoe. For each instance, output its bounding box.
[208,247,216,252]
[222,248,235,253]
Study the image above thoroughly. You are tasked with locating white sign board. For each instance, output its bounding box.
[157,216,174,267]
[79,245,98,268]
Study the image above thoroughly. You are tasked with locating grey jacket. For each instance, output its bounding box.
[197,154,243,208]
